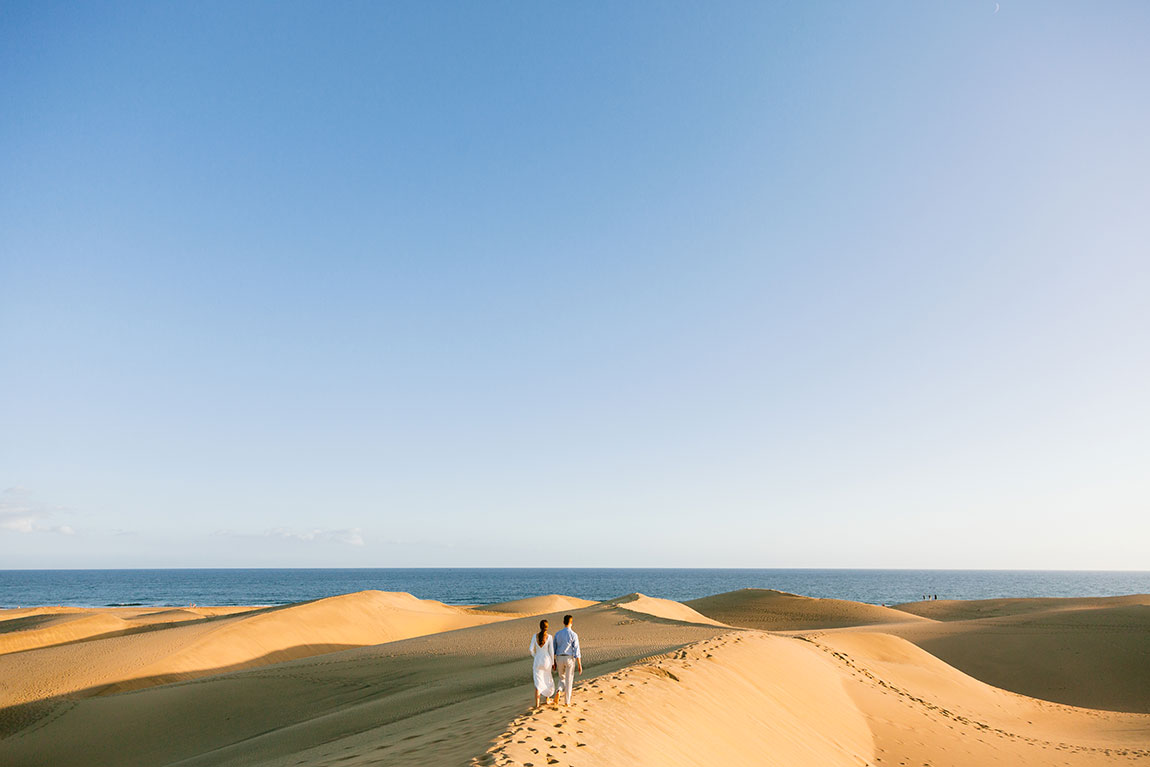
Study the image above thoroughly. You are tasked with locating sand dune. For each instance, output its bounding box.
[483,632,874,767]
[2,590,1148,767]
[483,630,1150,767]
[476,594,598,615]
[686,588,931,630]
[606,593,727,626]
[689,589,1150,713]
[0,604,257,655]
[0,612,134,655]
[892,593,1150,621]
[0,590,504,706]
[883,596,1150,713]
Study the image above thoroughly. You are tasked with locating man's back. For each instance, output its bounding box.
[553,626,580,657]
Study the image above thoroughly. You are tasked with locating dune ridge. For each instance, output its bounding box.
[687,587,1150,714]
[0,590,505,706]
[480,629,1150,767]
[0,605,258,655]
[475,594,598,615]
[687,588,931,630]
[605,592,727,626]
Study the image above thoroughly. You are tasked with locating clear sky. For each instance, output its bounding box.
[2,1,1148,569]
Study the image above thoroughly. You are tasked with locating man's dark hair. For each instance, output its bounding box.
[563,614,573,626]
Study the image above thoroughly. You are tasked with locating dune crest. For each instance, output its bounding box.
[605,593,727,626]
[479,630,1150,767]
[475,594,598,615]
[481,632,874,767]
[686,588,930,631]
[0,590,505,706]
[0,604,259,656]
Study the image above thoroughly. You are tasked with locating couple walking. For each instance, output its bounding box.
[529,614,582,708]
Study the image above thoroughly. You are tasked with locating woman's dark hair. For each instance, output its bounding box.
[537,619,549,646]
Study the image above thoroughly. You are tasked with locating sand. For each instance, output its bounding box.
[603,592,727,626]
[1,589,1147,766]
[0,591,504,706]
[687,588,932,630]
[0,605,257,655]
[884,594,1150,713]
[475,595,599,615]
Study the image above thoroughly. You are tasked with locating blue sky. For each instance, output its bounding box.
[2,1,1148,568]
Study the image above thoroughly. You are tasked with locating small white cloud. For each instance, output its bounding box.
[0,488,76,536]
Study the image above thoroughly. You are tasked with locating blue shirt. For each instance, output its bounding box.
[553,626,580,658]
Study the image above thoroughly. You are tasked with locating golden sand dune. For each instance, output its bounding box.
[475,594,599,614]
[0,612,133,655]
[1,591,1148,767]
[884,596,1150,713]
[606,593,727,626]
[0,604,257,656]
[486,631,1150,767]
[485,632,873,767]
[690,589,1150,713]
[0,590,504,706]
[686,588,931,630]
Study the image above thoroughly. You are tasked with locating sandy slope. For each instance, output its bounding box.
[476,595,599,615]
[481,632,874,767]
[0,591,505,706]
[604,593,726,626]
[482,631,1150,767]
[884,595,1150,713]
[689,588,1150,714]
[687,588,931,630]
[0,605,256,655]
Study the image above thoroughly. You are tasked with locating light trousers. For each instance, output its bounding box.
[556,655,577,704]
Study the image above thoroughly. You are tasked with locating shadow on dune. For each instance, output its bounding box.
[0,643,360,740]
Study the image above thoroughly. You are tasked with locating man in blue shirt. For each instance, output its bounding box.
[552,614,582,705]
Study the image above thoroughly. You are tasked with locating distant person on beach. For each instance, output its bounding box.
[529,618,556,708]
[553,614,582,706]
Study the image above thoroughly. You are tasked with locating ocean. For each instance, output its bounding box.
[1,568,1147,609]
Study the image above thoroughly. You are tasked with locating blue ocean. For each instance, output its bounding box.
[1,568,1147,609]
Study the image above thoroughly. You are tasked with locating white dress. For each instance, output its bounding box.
[530,633,556,697]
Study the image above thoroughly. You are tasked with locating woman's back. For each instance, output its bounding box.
[530,633,554,668]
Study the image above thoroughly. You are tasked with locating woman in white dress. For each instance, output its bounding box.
[529,618,556,707]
